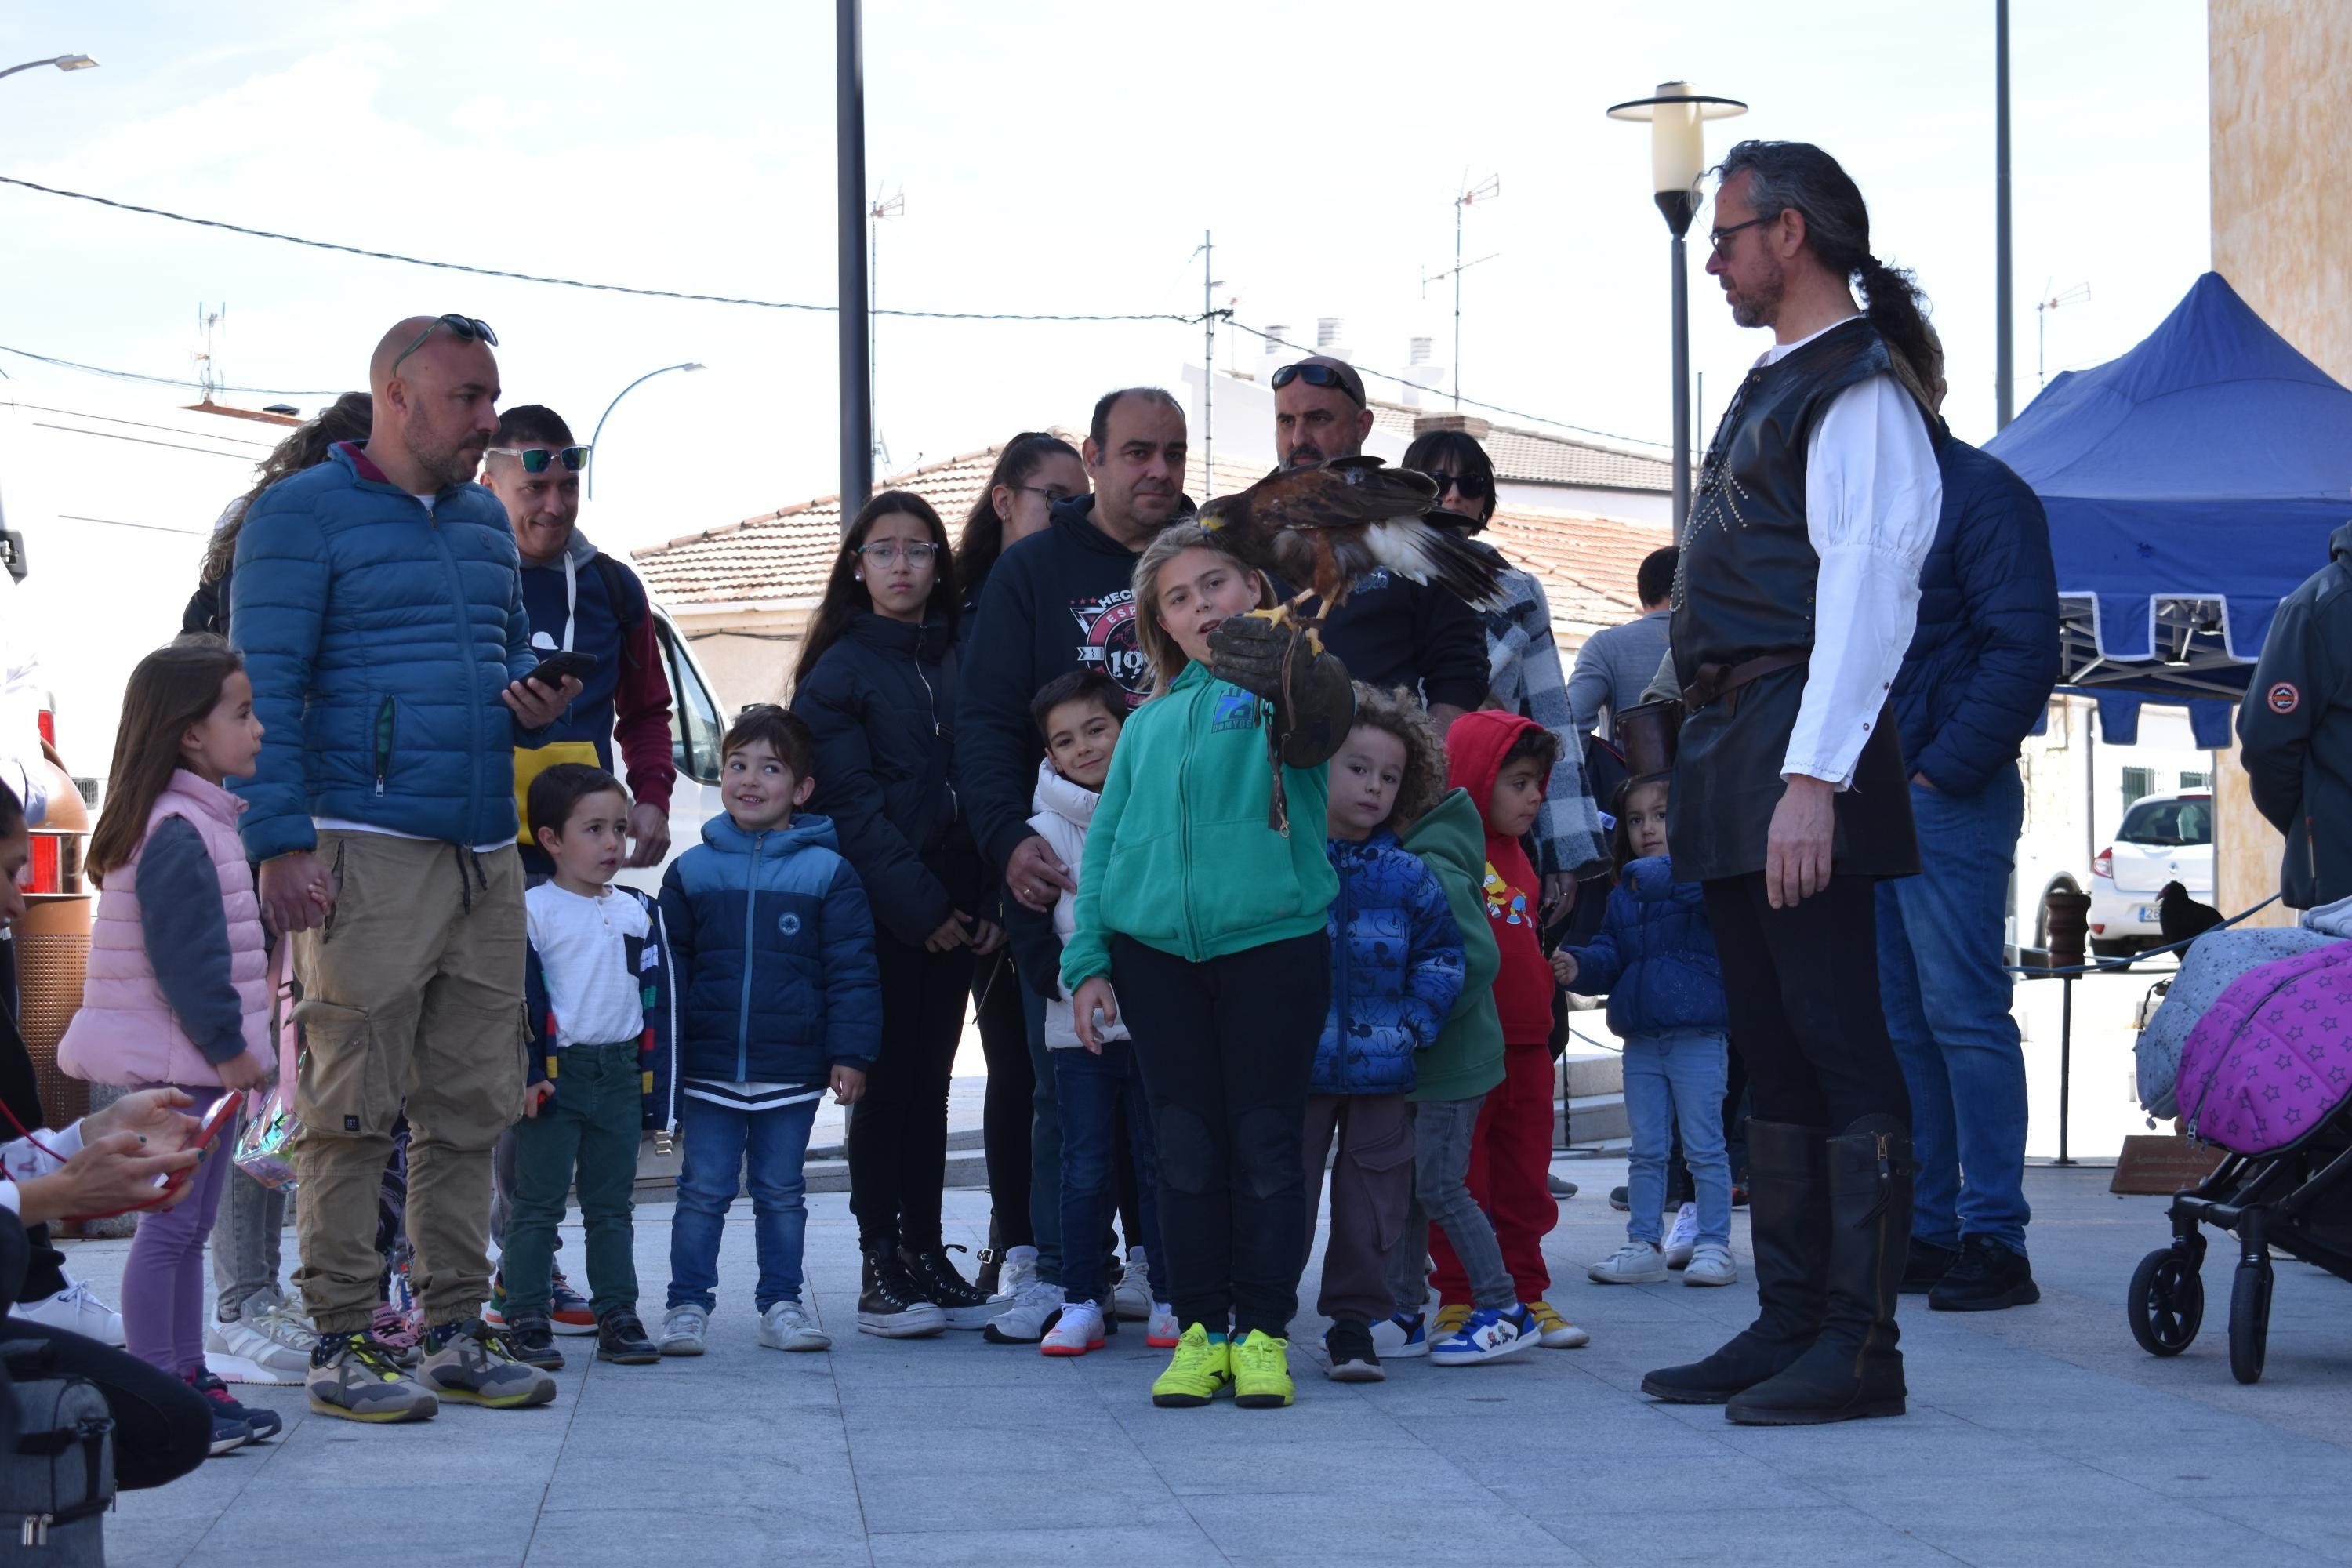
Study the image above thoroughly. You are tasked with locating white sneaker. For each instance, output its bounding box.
[990,1244,1040,1304]
[1370,1312,1431,1359]
[205,1287,315,1384]
[659,1304,710,1356]
[982,1279,1066,1345]
[1588,1241,1669,1285]
[1682,1243,1738,1287]
[1663,1203,1700,1269]
[1112,1247,1152,1321]
[1146,1301,1180,1348]
[760,1299,833,1352]
[1040,1298,1105,1356]
[13,1276,124,1345]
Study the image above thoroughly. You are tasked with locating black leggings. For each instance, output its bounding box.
[1702,872,1911,1134]
[973,949,1034,1251]
[0,1208,209,1493]
[849,932,977,1254]
[1115,931,1328,1338]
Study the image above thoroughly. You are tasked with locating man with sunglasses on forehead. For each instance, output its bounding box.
[1269,355,1488,736]
[228,314,579,1424]
[482,405,677,879]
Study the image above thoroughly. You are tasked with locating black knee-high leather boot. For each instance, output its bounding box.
[1642,1120,1829,1403]
[1725,1113,1911,1425]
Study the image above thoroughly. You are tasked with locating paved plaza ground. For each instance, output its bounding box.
[64,1151,2352,1567]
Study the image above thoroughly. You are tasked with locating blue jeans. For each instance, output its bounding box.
[1623,1032,1731,1248]
[666,1093,822,1314]
[1877,762,2031,1255]
[1019,979,1064,1287]
[1051,1041,1165,1308]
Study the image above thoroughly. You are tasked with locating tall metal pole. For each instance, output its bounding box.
[1995,0,2015,428]
[836,0,871,516]
[1202,230,1214,483]
[1452,198,1463,408]
[1669,231,1691,528]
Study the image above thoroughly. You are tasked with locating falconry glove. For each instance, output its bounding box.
[1207,615,1355,768]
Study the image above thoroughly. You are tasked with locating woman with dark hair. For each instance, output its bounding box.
[954,431,1087,1294]
[956,431,1087,602]
[1402,429,1610,903]
[792,491,1000,1334]
[183,392,372,637]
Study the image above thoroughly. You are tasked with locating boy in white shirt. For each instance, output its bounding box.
[503,764,673,1370]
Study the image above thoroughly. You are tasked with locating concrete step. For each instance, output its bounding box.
[1560,1091,1629,1150]
[633,1139,991,1197]
[1559,1047,1623,1099]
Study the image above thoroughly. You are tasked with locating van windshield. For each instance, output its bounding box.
[2118,797,2212,848]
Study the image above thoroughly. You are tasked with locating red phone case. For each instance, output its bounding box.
[66,1091,245,1222]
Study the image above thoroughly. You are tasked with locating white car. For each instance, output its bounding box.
[2087,790,2215,957]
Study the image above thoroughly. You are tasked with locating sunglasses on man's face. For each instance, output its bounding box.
[390,314,498,376]
[1270,362,1364,404]
[488,445,590,474]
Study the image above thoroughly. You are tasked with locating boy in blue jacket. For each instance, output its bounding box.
[655,707,882,1356]
[499,764,677,1373]
[1555,775,1738,1290]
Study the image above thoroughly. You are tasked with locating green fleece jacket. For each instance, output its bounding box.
[1061,659,1337,989]
[1400,787,1505,1102]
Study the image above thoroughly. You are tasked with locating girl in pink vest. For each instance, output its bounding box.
[57,637,278,1445]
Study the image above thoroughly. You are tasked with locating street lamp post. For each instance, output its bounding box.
[1606,82,1747,530]
[0,54,97,84]
[586,362,705,500]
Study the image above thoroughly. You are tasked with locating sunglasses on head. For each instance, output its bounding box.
[1269,362,1363,404]
[487,445,591,474]
[390,314,497,376]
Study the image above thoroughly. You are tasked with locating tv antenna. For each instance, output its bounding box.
[1427,173,1499,408]
[2036,281,2091,390]
[1190,231,1231,482]
[869,186,906,477]
[192,302,227,401]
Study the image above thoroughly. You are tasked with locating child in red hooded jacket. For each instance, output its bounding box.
[1428,710,1588,1349]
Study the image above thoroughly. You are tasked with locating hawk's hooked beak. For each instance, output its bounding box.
[1198,510,1224,532]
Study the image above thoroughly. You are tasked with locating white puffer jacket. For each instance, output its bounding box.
[1027,760,1130,1049]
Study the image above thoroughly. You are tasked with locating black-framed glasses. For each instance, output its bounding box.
[487,445,590,474]
[1707,216,1772,257]
[1014,484,1079,502]
[390,314,497,376]
[1428,470,1491,501]
[1270,361,1365,405]
[855,541,940,568]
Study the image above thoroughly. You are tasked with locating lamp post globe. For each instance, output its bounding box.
[0,53,99,84]
[586,362,706,501]
[1607,82,1748,529]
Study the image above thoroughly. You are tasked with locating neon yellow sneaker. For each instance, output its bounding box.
[1230,1329,1294,1409]
[1432,1302,1473,1340]
[1527,1301,1590,1348]
[1150,1323,1232,1408]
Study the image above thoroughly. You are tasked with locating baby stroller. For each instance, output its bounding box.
[2128,939,2352,1384]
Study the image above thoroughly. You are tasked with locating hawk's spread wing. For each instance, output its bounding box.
[1200,458,1505,612]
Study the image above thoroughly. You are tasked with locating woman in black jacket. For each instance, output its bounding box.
[793,491,1000,1335]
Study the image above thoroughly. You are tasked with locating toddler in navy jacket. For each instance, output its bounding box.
[1555,775,1738,1289]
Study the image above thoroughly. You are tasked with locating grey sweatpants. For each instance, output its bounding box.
[1388,1094,1516,1312]
[1301,1092,1416,1328]
[211,1167,287,1322]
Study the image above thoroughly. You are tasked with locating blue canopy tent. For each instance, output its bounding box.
[1982,272,2352,743]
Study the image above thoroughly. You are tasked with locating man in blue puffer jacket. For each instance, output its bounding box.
[228,315,579,1422]
[1878,340,2060,1315]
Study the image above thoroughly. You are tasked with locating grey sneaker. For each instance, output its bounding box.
[1588,1241,1669,1285]
[760,1299,833,1352]
[416,1321,558,1409]
[206,1287,316,1385]
[306,1333,438,1424]
[1112,1247,1153,1322]
[659,1304,710,1356]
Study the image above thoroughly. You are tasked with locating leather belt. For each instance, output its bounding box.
[1682,649,1809,717]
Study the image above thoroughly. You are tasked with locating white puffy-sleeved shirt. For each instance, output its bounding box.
[1758,318,1942,788]
[0,1120,83,1216]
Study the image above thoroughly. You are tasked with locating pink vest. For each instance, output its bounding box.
[57,771,270,1088]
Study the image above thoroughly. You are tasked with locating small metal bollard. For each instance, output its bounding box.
[2042,891,2093,1167]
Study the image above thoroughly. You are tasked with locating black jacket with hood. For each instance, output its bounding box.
[2239,519,2352,909]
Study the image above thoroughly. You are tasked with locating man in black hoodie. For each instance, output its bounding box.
[956,385,1187,1334]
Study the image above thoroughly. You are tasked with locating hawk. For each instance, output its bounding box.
[1198,456,1511,626]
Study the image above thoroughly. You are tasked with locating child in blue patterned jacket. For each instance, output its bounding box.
[1555,774,1738,1290]
[1303,686,1465,1382]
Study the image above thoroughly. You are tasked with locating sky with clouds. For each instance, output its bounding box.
[0,0,2210,561]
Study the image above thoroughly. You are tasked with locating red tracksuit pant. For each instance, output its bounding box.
[1429,1041,1557,1302]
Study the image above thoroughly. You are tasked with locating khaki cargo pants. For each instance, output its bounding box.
[291,832,527,1334]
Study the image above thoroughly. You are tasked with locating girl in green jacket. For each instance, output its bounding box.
[1063,523,1352,1410]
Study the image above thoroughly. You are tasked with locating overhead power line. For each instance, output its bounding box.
[0,343,347,396]
[0,172,1671,452]
[0,173,1187,324]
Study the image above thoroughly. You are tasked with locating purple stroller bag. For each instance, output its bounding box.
[2176,942,2352,1156]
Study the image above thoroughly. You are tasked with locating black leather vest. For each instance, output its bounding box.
[1665,318,1922,884]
